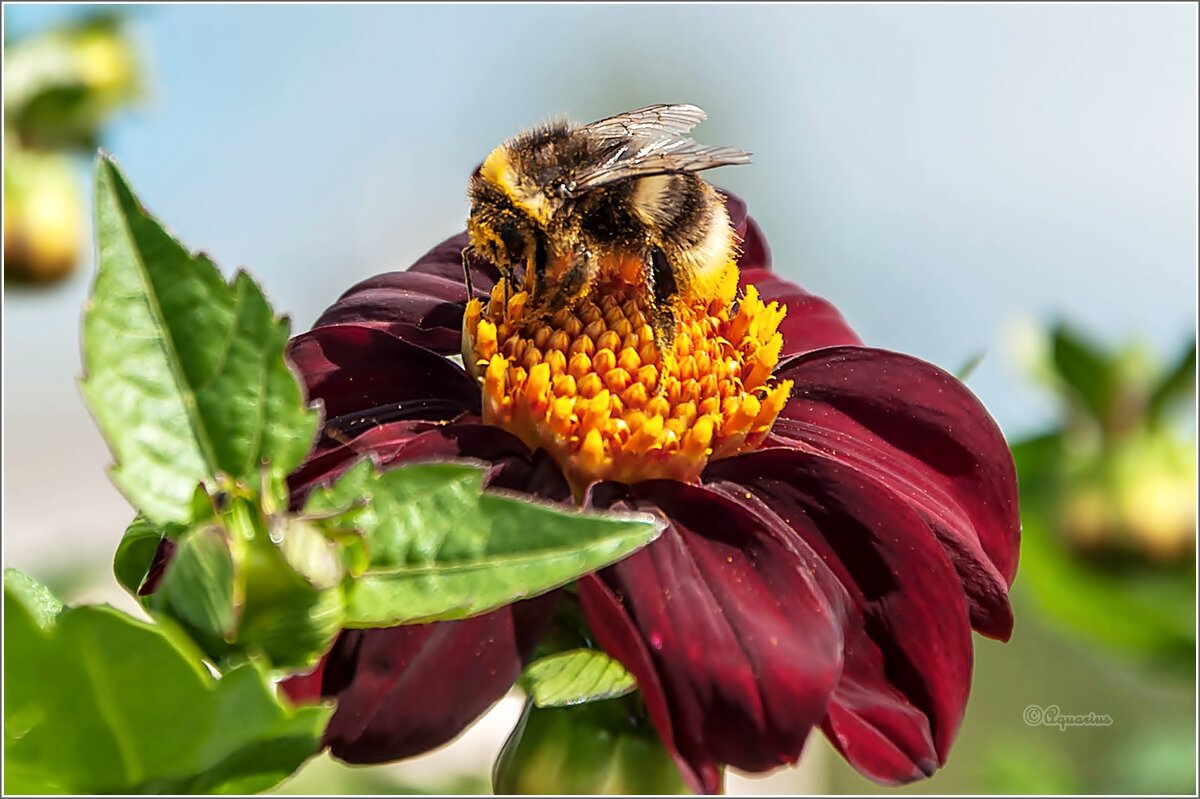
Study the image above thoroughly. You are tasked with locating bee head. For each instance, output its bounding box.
[468,160,549,281]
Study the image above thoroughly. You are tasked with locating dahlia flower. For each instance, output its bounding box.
[281,194,1020,793]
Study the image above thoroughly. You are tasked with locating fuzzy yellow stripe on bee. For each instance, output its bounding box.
[630,175,674,227]
[481,146,553,225]
[680,210,739,305]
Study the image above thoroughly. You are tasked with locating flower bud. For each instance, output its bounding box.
[493,696,691,795]
[1058,428,1196,563]
[234,519,346,670]
[3,148,83,284]
[153,493,347,671]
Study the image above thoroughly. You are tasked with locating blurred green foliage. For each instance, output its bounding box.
[4,12,143,284]
[4,12,143,151]
[494,697,689,795]
[269,754,489,795]
[1013,323,1195,671]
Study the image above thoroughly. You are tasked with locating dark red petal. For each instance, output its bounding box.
[739,268,862,356]
[579,480,845,793]
[705,448,973,779]
[312,233,501,355]
[289,323,479,427]
[575,575,704,790]
[287,416,535,506]
[289,419,442,500]
[486,446,573,504]
[718,190,771,273]
[309,595,556,764]
[768,346,1020,640]
[819,640,939,785]
[279,658,325,704]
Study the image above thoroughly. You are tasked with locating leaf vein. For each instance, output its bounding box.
[105,174,222,477]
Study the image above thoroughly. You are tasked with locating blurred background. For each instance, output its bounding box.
[2,3,1196,795]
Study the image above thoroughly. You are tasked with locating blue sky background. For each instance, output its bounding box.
[3,1,1196,561]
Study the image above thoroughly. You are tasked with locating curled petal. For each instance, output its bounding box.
[288,324,480,445]
[706,448,973,779]
[720,190,770,272]
[737,217,772,272]
[279,658,325,705]
[290,419,448,500]
[137,537,177,597]
[579,480,846,793]
[768,346,1020,640]
[287,416,535,506]
[739,268,862,356]
[487,446,574,504]
[283,596,556,764]
[312,233,501,354]
[819,635,939,785]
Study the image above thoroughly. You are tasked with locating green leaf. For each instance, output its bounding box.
[3,13,143,151]
[954,350,986,382]
[520,649,637,708]
[1011,435,1195,671]
[159,525,238,643]
[3,571,330,795]
[1147,338,1196,424]
[3,568,64,629]
[81,155,318,525]
[1050,323,1118,423]
[305,461,664,625]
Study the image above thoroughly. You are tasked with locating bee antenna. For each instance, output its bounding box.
[460,246,475,298]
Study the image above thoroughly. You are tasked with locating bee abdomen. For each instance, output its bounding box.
[630,174,709,244]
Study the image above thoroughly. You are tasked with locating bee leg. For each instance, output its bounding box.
[528,234,550,309]
[546,249,594,315]
[649,248,678,350]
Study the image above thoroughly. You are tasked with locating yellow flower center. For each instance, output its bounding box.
[462,278,792,490]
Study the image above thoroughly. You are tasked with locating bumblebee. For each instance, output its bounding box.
[465,104,751,342]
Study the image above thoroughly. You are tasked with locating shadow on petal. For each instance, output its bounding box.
[769,346,1020,640]
[289,324,480,424]
[287,416,535,507]
[706,448,973,776]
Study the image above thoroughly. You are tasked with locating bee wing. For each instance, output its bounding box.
[581,103,710,139]
[568,135,752,195]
